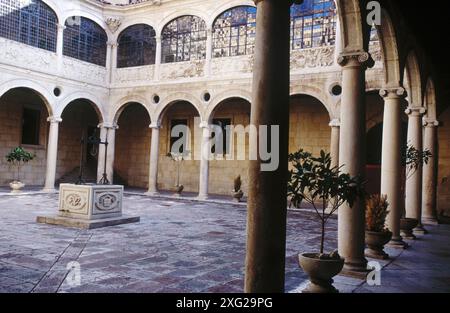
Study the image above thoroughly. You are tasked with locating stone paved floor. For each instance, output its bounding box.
[0,193,449,293]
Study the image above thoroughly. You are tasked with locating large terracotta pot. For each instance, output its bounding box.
[400,218,418,240]
[365,231,392,260]
[10,181,25,194]
[298,253,344,293]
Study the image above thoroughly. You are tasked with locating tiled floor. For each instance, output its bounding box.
[0,192,449,293]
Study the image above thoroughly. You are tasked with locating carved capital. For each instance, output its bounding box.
[149,122,161,129]
[107,41,118,48]
[379,86,406,99]
[199,121,210,129]
[329,119,340,128]
[47,117,62,124]
[57,24,66,31]
[423,119,439,128]
[98,122,119,130]
[405,107,426,117]
[337,51,374,69]
[105,17,122,34]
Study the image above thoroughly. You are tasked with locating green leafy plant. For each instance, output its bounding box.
[233,175,242,193]
[402,144,432,180]
[366,194,390,233]
[166,151,190,188]
[5,147,36,182]
[288,150,366,255]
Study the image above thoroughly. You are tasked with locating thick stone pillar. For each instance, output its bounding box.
[329,119,340,168]
[337,51,372,272]
[244,0,293,293]
[43,117,62,192]
[405,107,427,234]
[422,119,439,225]
[147,123,161,195]
[154,36,162,80]
[198,122,211,200]
[97,123,118,184]
[380,87,407,248]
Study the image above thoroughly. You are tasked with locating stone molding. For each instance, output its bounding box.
[405,107,427,117]
[337,51,375,69]
[47,117,63,124]
[329,118,340,128]
[379,86,406,99]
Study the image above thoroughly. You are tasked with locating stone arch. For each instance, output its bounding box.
[0,79,54,116]
[38,0,61,24]
[404,50,423,106]
[207,0,256,29]
[57,92,105,123]
[376,8,401,85]
[335,0,369,53]
[155,93,204,126]
[61,11,107,32]
[112,96,152,124]
[206,89,252,123]
[113,20,158,42]
[157,11,209,38]
[290,85,333,119]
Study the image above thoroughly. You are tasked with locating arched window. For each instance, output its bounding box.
[290,0,336,50]
[0,0,58,52]
[63,17,107,66]
[161,15,207,63]
[212,6,256,58]
[117,24,156,68]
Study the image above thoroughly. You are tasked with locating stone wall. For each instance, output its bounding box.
[0,89,48,186]
[114,104,152,187]
[438,108,450,216]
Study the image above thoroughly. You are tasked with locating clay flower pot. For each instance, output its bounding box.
[400,218,418,240]
[232,190,244,203]
[9,181,25,194]
[298,253,344,293]
[365,231,392,260]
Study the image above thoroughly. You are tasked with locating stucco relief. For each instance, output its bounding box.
[160,61,205,80]
[62,58,107,85]
[290,46,335,70]
[115,66,154,84]
[210,55,254,76]
[0,38,57,73]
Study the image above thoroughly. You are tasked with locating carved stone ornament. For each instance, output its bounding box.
[106,17,122,34]
[337,51,375,68]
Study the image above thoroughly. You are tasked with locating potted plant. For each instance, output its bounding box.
[365,194,392,259]
[400,144,432,238]
[5,147,36,193]
[288,150,365,293]
[167,151,188,196]
[231,175,244,202]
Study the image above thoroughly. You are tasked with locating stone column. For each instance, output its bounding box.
[56,24,65,73]
[380,87,407,248]
[97,123,118,184]
[146,123,161,195]
[244,0,293,293]
[198,122,211,200]
[405,107,427,234]
[106,42,117,83]
[422,119,439,225]
[329,119,340,168]
[43,117,62,192]
[154,36,162,80]
[337,51,373,272]
[204,27,213,76]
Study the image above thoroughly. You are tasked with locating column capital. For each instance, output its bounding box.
[199,121,211,129]
[423,119,439,128]
[149,122,161,129]
[107,41,118,48]
[155,36,162,43]
[98,122,119,130]
[379,86,406,99]
[329,118,340,128]
[405,107,426,117]
[47,116,62,124]
[337,50,374,69]
[57,24,66,31]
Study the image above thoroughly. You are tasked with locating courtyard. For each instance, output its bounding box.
[0,192,449,293]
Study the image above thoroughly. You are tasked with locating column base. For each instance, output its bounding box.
[197,194,209,201]
[144,191,160,196]
[422,217,439,225]
[386,237,409,249]
[340,257,369,279]
[42,187,57,193]
[413,224,428,235]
